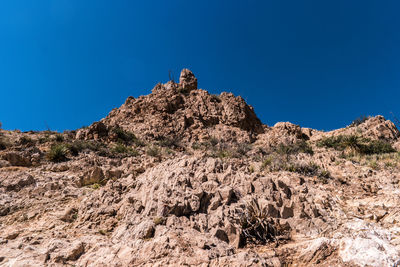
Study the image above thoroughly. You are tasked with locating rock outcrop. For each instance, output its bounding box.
[0,69,400,266]
[88,69,264,143]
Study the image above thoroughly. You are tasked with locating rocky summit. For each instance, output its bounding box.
[1,69,400,266]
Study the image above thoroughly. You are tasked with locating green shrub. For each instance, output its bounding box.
[209,137,219,147]
[234,143,252,156]
[19,136,34,145]
[317,135,395,155]
[38,136,51,144]
[54,134,64,142]
[0,137,8,150]
[113,143,128,153]
[47,144,69,162]
[153,216,166,226]
[157,137,181,148]
[191,142,201,150]
[112,127,136,142]
[90,183,102,190]
[261,156,274,170]
[361,140,396,154]
[146,146,160,157]
[275,140,314,156]
[112,143,139,156]
[261,154,329,178]
[65,141,86,156]
[213,150,231,159]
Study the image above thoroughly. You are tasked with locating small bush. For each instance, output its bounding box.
[286,162,318,176]
[209,137,219,147]
[317,135,345,150]
[113,143,129,153]
[157,136,182,149]
[191,142,201,150]
[240,199,280,246]
[112,127,137,143]
[47,144,69,162]
[54,134,64,142]
[213,150,231,159]
[90,183,102,190]
[369,160,379,170]
[146,146,160,157]
[261,156,274,170]
[351,115,370,127]
[112,143,139,156]
[234,143,252,156]
[210,94,221,103]
[38,136,51,144]
[19,136,34,146]
[153,216,166,226]
[275,140,314,156]
[0,137,9,150]
[249,165,255,173]
[65,141,86,156]
[285,161,330,178]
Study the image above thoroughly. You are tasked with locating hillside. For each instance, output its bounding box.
[1,69,400,266]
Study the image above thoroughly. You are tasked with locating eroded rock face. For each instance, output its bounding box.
[100,70,263,143]
[256,122,310,149]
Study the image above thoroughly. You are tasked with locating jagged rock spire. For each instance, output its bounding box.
[179,68,197,91]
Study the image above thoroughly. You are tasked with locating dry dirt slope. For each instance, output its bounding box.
[1,69,400,266]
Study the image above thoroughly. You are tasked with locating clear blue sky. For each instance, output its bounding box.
[1,1,399,132]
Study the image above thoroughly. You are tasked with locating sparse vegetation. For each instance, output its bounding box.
[210,137,219,147]
[350,115,370,127]
[111,127,144,146]
[262,155,330,178]
[153,216,165,226]
[317,135,395,155]
[90,183,102,190]
[112,127,136,143]
[47,144,69,162]
[249,165,255,173]
[341,151,400,170]
[0,137,9,150]
[274,140,313,156]
[38,136,51,144]
[54,134,64,142]
[19,136,34,146]
[112,143,139,156]
[146,146,160,157]
[240,199,280,246]
[193,137,252,159]
[191,142,201,150]
[157,136,182,149]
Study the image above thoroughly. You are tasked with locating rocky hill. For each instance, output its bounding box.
[1,69,400,266]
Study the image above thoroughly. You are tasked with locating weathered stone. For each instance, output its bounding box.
[179,68,197,91]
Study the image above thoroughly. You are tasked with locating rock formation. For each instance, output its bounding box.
[1,69,400,266]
